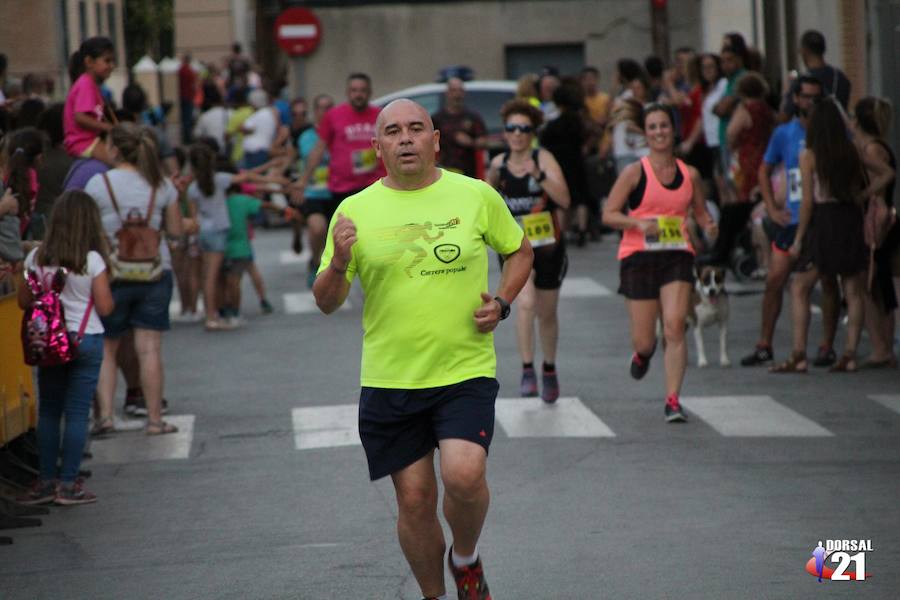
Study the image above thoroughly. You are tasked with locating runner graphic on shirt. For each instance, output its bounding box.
[372,221,445,277]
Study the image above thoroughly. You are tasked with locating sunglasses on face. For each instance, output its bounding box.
[504,124,534,134]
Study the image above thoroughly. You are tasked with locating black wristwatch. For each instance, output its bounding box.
[494,296,511,320]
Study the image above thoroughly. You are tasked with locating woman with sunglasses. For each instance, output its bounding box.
[487,100,570,403]
[603,104,717,422]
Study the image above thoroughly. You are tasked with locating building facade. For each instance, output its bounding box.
[174,1,897,147]
[0,0,127,100]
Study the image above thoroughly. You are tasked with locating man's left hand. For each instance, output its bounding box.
[473,292,501,333]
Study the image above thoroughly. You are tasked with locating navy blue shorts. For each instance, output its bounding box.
[301,197,339,221]
[102,270,173,338]
[769,222,798,253]
[358,377,499,481]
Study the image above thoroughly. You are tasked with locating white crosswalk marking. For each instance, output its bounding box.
[280,249,312,265]
[89,415,195,463]
[289,394,852,450]
[869,395,900,416]
[292,404,360,450]
[680,396,833,437]
[284,291,352,314]
[495,397,615,437]
[559,277,613,298]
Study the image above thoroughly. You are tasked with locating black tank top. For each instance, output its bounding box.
[497,149,561,241]
[498,149,552,216]
[627,161,685,210]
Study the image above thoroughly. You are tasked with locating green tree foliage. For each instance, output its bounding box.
[124,0,174,67]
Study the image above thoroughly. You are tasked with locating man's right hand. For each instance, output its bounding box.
[331,214,357,271]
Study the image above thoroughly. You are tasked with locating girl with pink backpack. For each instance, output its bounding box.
[17,191,114,505]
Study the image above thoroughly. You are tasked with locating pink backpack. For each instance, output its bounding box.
[20,267,93,367]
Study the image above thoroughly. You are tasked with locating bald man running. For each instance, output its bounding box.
[314,99,533,600]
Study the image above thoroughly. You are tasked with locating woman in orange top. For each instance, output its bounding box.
[603,104,717,422]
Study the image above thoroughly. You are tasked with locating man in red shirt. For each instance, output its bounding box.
[178,54,197,144]
[431,77,487,178]
[295,73,385,204]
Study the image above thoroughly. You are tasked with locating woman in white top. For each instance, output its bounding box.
[187,142,288,330]
[610,97,649,174]
[679,53,723,185]
[240,89,279,169]
[84,123,183,435]
[17,191,114,505]
[192,84,231,155]
[700,58,729,203]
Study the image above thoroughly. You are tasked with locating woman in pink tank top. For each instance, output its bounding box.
[602,104,717,423]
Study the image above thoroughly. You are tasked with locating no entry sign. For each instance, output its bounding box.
[275,8,322,57]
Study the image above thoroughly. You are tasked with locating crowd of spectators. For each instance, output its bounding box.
[0,28,896,506]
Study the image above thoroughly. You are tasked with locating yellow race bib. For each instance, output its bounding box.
[313,165,329,186]
[352,148,377,175]
[644,216,688,251]
[518,211,556,248]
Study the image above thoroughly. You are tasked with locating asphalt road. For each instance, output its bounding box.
[3,227,898,600]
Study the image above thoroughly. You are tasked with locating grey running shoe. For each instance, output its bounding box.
[630,352,651,380]
[541,369,559,403]
[665,396,688,423]
[520,367,538,397]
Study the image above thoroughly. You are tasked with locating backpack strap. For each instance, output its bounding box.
[145,186,158,226]
[102,173,124,224]
[75,297,94,341]
[103,172,159,227]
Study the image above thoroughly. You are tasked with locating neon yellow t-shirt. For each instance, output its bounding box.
[226,106,254,166]
[319,170,524,389]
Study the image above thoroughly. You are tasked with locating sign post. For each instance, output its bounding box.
[274,7,322,99]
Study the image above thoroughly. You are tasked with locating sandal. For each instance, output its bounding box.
[145,421,179,436]
[769,352,808,373]
[89,417,114,437]
[829,354,858,373]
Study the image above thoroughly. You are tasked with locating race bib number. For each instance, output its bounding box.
[313,165,329,186]
[787,167,802,208]
[518,211,555,248]
[644,216,688,251]
[351,148,377,175]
